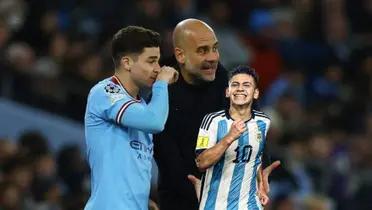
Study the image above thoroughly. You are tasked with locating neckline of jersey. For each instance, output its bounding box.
[111,75,141,102]
[224,109,255,123]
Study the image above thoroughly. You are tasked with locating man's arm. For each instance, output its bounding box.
[117,80,169,133]
[94,67,177,133]
[261,160,281,193]
[257,166,269,205]
[196,135,234,171]
[196,120,246,171]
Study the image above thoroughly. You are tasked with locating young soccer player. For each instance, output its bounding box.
[84,26,178,210]
[195,66,270,210]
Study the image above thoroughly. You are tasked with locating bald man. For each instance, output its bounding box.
[153,19,278,210]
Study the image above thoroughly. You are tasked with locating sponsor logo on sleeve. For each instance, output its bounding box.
[105,84,124,104]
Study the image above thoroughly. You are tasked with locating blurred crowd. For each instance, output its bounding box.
[0,0,371,210]
[0,132,90,210]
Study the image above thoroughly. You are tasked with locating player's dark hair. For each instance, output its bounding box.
[111,26,161,67]
[228,65,259,88]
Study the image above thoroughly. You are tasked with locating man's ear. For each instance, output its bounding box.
[254,88,260,99]
[120,56,133,71]
[225,87,230,98]
[174,47,185,64]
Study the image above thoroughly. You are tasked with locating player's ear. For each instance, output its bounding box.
[253,88,259,99]
[121,56,133,71]
[225,87,230,98]
[174,47,185,64]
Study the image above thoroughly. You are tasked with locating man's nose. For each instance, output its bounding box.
[237,85,244,91]
[154,63,161,73]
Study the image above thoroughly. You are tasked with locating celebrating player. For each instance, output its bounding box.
[195,66,271,210]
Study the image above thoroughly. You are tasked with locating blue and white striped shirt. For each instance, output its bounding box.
[196,110,270,210]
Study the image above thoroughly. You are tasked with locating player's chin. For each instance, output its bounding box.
[147,79,156,87]
[232,100,249,106]
[201,73,216,82]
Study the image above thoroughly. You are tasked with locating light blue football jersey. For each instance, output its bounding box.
[84,76,168,210]
[196,110,270,210]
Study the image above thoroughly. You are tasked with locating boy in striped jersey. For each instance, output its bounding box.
[84,26,178,210]
[195,66,271,210]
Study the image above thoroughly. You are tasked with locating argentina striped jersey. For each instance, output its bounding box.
[195,109,270,210]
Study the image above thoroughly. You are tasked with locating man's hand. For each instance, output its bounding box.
[257,160,280,206]
[225,120,247,144]
[187,174,201,201]
[262,160,281,194]
[258,188,269,206]
[148,199,160,210]
[157,66,179,84]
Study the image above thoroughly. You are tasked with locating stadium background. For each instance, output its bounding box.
[0,0,371,209]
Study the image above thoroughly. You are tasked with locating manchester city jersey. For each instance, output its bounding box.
[84,75,168,210]
[196,109,270,210]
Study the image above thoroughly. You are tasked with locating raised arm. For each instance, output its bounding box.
[196,119,246,171]
[118,66,178,133]
[88,66,178,133]
[118,80,168,133]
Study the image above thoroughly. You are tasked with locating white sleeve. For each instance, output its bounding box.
[195,114,218,156]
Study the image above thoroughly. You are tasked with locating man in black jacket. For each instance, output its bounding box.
[154,19,279,210]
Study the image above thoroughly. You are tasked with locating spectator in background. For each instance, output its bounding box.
[263,65,306,107]
[0,181,22,210]
[57,145,88,194]
[311,63,343,102]
[0,140,18,168]
[244,9,283,92]
[204,0,251,69]
[0,18,11,96]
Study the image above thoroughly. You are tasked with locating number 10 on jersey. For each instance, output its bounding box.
[233,145,253,163]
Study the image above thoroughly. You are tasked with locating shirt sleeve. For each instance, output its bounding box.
[195,114,218,156]
[265,120,271,137]
[88,80,169,133]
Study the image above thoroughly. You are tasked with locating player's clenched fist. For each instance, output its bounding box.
[157,66,179,84]
[226,120,247,144]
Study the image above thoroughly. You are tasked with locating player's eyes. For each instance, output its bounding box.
[197,50,205,55]
[197,48,207,55]
[212,46,218,52]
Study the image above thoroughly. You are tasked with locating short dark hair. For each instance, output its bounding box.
[111,26,161,67]
[228,65,259,87]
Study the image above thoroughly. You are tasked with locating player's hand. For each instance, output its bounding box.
[148,199,160,210]
[262,160,281,194]
[258,188,269,206]
[226,120,246,143]
[157,66,179,84]
[187,174,201,201]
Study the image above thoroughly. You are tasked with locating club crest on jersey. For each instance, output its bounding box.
[256,132,262,142]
